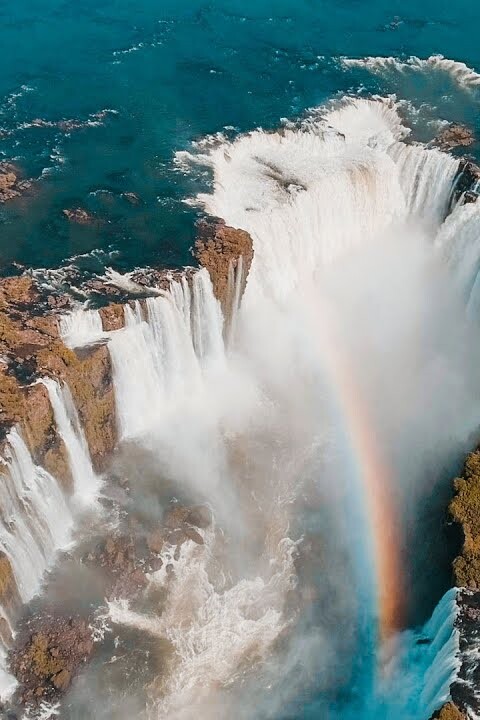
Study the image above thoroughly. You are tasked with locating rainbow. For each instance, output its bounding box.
[309,300,404,645]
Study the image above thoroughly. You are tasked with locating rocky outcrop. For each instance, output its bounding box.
[6,502,211,711]
[431,449,480,720]
[0,162,33,204]
[63,208,97,225]
[431,703,467,720]
[10,615,94,706]
[453,160,480,206]
[195,219,254,313]
[82,503,212,598]
[434,124,475,152]
[449,449,480,588]
[0,275,116,474]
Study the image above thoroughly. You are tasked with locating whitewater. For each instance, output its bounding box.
[36,94,477,720]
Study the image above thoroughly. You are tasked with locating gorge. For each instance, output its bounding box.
[0,96,479,720]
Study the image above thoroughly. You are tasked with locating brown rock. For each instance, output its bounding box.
[194,219,254,315]
[10,614,94,706]
[183,526,204,545]
[52,669,71,691]
[0,551,20,618]
[164,505,191,529]
[186,505,212,529]
[0,162,33,203]
[435,124,475,151]
[450,450,480,588]
[147,530,164,555]
[99,303,125,331]
[62,208,96,225]
[430,703,466,720]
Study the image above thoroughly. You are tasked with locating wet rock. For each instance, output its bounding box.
[164,505,191,529]
[10,615,94,706]
[148,556,163,572]
[0,552,21,620]
[183,526,204,545]
[195,219,254,313]
[186,505,212,529]
[462,190,477,205]
[147,529,164,555]
[98,303,125,331]
[62,208,97,225]
[434,124,475,151]
[453,160,480,205]
[0,163,33,203]
[0,272,117,475]
[83,535,150,600]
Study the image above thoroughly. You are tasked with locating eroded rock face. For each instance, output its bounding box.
[0,551,21,622]
[0,275,116,474]
[10,616,94,706]
[453,160,480,205]
[195,219,254,312]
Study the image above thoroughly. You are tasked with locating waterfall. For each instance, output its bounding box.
[35,97,479,717]
[108,269,225,441]
[0,429,72,608]
[41,378,99,502]
[389,143,459,226]
[435,201,480,314]
[59,307,105,349]
[0,429,73,699]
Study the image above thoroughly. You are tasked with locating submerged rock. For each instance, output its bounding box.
[122,191,143,205]
[62,208,97,225]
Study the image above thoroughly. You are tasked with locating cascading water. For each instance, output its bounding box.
[0,429,73,698]
[51,96,480,719]
[107,270,225,441]
[59,308,105,350]
[41,377,99,502]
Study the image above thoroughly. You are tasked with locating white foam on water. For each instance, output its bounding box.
[108,529,296,720]
[341,55,480,90]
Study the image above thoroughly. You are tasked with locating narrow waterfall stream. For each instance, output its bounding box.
[0,379,98,702]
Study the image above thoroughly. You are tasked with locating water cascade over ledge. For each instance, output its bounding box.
[9,95,480,718]
[0,377,99,700]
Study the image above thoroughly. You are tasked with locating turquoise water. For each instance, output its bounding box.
[1,0,480,272]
